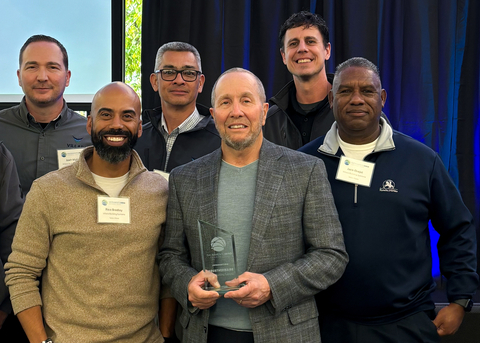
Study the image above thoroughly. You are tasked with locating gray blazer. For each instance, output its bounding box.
[159,139,348,343]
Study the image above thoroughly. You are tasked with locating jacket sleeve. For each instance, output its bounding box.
[0,144,24,314]
[158,171,200,310]
[263,159,348,314]
[429,155,478,300]
[5,182,49,315]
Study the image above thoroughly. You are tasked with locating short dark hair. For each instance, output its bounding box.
[19,35,69,70]
[279,11,329,51]
[333,57,382,90]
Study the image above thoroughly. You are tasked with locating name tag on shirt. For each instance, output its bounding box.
[336,155,375,187]
[97,196,131,224]
[153,169,169,181]
[57,148,84,169]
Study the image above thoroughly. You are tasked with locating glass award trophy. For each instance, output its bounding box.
[198,220,242,294]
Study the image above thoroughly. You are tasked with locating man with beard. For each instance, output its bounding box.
[159,68,348,343]
[5,82,169,343]
[0,34,91,195]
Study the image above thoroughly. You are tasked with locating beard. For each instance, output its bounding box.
[91,127,138,164]
[222,130,261,151]
[218,123,263,151]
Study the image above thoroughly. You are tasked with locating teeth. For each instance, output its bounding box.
[297,59,311,64]
[230,125,246,129]
[106,136,124,142]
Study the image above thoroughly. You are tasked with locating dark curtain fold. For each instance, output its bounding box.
[141,0,479,271]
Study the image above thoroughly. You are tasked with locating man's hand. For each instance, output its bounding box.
[0,310,7,329]
[433,303,465,336]
[224,272,272,308]
[187,271,220,309]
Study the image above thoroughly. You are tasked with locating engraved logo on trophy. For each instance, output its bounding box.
[198,220,242,293]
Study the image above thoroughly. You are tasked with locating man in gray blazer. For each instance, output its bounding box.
[159,68,348,343]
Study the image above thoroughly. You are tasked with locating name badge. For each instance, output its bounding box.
[153,169,169,181]
[97,196,131,224]
[57,148,84,169]
[335,155,375,187]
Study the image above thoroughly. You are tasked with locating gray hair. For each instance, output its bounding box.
[333,57,382,90]
[211,67,266,107]
[154,41,202,71]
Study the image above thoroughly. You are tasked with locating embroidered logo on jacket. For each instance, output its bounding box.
[380,179,398,193]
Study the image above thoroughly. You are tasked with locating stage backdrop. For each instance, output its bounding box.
[141,0,479,281]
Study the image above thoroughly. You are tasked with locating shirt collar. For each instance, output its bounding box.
[160,107,202,135]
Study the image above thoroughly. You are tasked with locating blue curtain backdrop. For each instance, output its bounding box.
[141,0,480,282]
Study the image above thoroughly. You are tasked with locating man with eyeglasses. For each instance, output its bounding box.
[135,42,221,176]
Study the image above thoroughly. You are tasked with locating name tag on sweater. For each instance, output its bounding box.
[336,155,375,187]
[57,148,84,169]
[97,196,131,224]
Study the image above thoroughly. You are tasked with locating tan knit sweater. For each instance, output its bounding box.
[6,147,168,342]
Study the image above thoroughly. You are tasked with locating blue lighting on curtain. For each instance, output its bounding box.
[310,0,317,14]
[474,110,480,203]
[243,0,251,69]
[220,0,225,72]
[429,223,440,277]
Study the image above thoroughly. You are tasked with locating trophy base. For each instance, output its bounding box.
[204,283,245,295]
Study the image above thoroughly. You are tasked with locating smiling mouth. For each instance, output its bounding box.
[105,136,126,142]
[229,124,247,129]
[297,58,312,64]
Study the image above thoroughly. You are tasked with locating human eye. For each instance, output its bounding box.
[162,69,176,76]
[123,112,135,120]
[363,88,375,94]
[288,40,298,47]
[183,70,196,77]
[218,98,230,106]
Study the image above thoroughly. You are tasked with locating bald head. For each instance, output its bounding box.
[87,82,143,167]
[91,82,141,118]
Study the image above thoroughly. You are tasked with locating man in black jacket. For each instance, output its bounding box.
[0,142,24,337]
[135,42,220,174]
[264,11,333,150]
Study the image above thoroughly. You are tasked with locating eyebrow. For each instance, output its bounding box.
[23,61,62,67]
[97,108,136,115]
[216,92,256,102]
[161,64,196,69]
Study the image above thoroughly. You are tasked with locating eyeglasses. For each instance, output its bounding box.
[155,69,202,82]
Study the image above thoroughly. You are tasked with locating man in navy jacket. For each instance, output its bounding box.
[135,42,220,174]
[300,57,478,342]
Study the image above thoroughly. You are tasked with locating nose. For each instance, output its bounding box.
[297,40,308,52]
[172,71,185,84]
[350,90,365,105]
[110,115,125,129]
[230,101,244,117]
[36,67,48,82]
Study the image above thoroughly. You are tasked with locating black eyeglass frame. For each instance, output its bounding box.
[154,69,202,82]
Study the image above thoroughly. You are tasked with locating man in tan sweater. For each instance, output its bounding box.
[5,82,169,343]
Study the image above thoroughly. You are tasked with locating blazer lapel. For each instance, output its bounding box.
[247,140,285,269]
[197,149,222,226]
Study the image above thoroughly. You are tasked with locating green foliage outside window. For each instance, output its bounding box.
[125,0,142,98]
